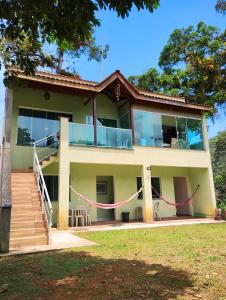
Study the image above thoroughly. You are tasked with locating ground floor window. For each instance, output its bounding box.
[17,108,72,146]
[44,176,58,201]
[151,177,161,199]
[136,177,143,199]
[96,181,107,195]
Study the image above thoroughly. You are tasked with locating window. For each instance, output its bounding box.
[120,112,130,129]
[151,177,161,199]
[44,176,58,201]
[162,115,177,146]
[86,116,118,128]
[134,110,153,146]
[134,110,204,150]
[17,108,72,146]
[136,177,143,199]
[186,119,204,150]
[96,181,107,195]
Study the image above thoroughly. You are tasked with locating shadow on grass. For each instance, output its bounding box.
[0,250,196,299]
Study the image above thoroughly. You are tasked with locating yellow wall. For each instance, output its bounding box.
[9,86,216,225]
[10,86,120,169]
[70,164,144,222]
[43,163,216,225]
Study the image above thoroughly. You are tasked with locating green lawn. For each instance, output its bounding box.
[0,224,226,299]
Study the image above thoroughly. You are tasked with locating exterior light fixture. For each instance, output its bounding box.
[44,91,50,100]
[146,166,151,171]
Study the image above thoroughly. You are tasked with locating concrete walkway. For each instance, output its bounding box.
[1,230,97,257]
[72,218,225,233]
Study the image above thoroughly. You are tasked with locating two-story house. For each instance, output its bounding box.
[0,67,216,250]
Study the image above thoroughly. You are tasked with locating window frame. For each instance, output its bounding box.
[136,177,143,200]
[43,175,59,202]
[16,107,73,146]
[133,109,205,151]
[96,181,107,195]
[151,176,161,200]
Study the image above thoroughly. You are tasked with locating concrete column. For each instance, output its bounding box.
[142,165,153,223]
[57,117,70,229]
[202,112,209,151]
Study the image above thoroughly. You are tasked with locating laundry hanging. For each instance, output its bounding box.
[70,185,143,209]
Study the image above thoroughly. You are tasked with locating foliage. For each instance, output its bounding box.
[129,22,226,113]
[215,0,226,14]
[0,0,160,75]
[50,29,109,74]
[210,130,226,205]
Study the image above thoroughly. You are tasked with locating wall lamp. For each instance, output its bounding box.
[44,91,51,100]
[146,166,151,171]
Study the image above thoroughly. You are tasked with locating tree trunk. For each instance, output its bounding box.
[56,48,64,74]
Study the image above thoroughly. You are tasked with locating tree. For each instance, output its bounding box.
[0,0,160,75]
[129,22,226,113]
[215,0,226,14]
[52,29,109,75]
[210,130,226,204]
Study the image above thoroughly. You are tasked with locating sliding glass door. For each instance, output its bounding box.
[133,109,204,150]
[17,108,72,146]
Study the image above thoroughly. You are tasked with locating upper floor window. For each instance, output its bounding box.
[17,108,72,146]
[134,110,204,150]
[86,115,117,128]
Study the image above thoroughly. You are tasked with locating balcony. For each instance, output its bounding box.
[69,122,133,149]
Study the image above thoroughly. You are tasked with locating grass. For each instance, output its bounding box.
[0,223,226,299]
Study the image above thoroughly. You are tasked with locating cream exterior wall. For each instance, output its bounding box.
[9,86,216,226]
[10,86,121,169]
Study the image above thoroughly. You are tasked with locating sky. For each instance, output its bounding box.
[0,0,225,138]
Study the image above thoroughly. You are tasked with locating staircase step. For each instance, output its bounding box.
[11,221,46,230]
[12,207,42,213]
[10,228,48,238]
[10,171,49,249]
[12,214,45,222]
[12,199,40,204]
[10,236,48,249]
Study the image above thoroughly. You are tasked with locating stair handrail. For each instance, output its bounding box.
[33,147,53,244]
[33,151,53,234]
[33,131,59,165]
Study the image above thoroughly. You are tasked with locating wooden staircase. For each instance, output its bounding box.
[10,172,48,249]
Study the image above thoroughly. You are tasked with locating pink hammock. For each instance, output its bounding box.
[70,185,143,209]
[151,184,200,207]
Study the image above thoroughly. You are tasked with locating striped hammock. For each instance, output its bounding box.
[151,184,200,207]
[70,185,143,209]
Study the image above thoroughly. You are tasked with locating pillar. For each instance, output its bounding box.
[57,117,70,229]
[142,165,153,223]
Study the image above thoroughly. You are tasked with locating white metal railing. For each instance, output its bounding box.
[33,133,58,244]
[33,131,59,163]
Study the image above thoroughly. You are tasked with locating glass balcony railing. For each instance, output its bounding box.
[69,123,94,146]
[69,123,133,149]
[97,126,132,149]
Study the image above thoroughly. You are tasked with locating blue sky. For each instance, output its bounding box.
[0,0,225,138]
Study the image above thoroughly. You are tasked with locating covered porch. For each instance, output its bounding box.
[42,162,216,228]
